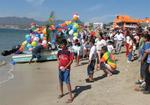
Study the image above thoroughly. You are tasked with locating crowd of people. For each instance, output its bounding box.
[57,25,150,103]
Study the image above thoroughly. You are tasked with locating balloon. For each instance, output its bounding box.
[42,40,47,45]
[27,43,32,49]
[19,45,24,52]
[73,23,79,29]
[43,37,46,40]
[22,41,27,46]
[40,34,44,39]
[69,30,74,35]
[42,28,47,35]
[34,37,39,41]
[50,25,55,31]
[73,32,78,37]
[31,41,37,47]
[26,37,31,43]
[25,34,30,39]
[73,28,77,32]
[73,37,78,40]
[36,34,40,38]
[68,25,73,30]
[73,14,79,21]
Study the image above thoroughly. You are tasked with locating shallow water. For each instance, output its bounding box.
[0,29,28,85]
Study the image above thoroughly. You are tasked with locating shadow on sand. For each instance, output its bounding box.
[73,85,91,99]
[94,70,120,81]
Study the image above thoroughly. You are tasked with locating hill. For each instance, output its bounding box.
[0,17,64,29]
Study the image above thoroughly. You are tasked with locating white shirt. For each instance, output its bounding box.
[107,45,114,53]
[96,39,107,51]
[126,36,131,44]
[89,45,96,60]
[114,33,124,41]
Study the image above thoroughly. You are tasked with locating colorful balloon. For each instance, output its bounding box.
[69,30,74,35]
[25,34,30,39]
[31,41,37,47]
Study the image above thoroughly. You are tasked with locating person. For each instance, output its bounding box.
[125,34,131,57]
[72,39,82,66]
[86,40,97,83]
[140,34,150,94]
[57,39,74,103]
[114,31,125,54]
[95,36,107,70]
[136,34,149,85]
[107,41,114,53]
[29,45,43,64]
[100,46,117,77]
[127,37,134,63]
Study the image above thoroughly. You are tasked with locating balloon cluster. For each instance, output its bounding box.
[18,13,81,52]
[19,24,48,52]
[57,13,80,40]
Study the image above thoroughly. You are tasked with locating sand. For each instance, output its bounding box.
[0,52,150,105]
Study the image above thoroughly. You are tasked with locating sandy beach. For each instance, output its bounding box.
[0,52,150,105]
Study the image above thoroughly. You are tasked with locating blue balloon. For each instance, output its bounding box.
[27,43,32,48]
[68,25,73,30]
[55,25,61,29]
[25,34,30,39]
[26,37,31,43]
[36,34,40,38]
[73,28,77,32]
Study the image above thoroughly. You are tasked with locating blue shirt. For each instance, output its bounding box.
[141,42,150,63]
[141,42,150,56]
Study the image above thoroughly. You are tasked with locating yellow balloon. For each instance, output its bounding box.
[22,41,27,46]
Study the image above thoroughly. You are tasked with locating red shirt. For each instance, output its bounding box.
[57,49,74,69]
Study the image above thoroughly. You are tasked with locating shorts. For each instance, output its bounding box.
[59,69,70,84]
[32,53,41,59]
[87,60,96,76]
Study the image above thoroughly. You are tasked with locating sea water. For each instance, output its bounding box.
[0,29,29,86]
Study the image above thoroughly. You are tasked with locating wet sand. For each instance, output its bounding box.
[0,52,150,105]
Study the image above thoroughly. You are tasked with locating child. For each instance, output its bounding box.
[100,46,117,76]
[72,39,82,66]
[107,41,114,53]
[86,40,96,83]
[57,39,74,103]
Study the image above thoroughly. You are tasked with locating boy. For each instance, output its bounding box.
[86,40,96,83]
[100,46,117,76]
[57,39,74,103]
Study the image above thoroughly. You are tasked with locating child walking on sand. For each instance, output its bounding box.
[57,39,74,103]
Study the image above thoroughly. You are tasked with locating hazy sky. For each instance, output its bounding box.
[0,0,150,22]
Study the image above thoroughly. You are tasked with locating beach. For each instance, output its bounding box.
[0,51,150,105]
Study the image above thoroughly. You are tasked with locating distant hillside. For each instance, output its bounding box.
[0,17,64,29]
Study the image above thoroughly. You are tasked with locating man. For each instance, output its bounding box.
[29,45,43,64]
[114,31,125,54]
[57,39,74,103]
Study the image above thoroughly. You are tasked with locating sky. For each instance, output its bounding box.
[0,0,150,23]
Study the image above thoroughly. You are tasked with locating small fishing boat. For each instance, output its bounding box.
[12,50,58,63]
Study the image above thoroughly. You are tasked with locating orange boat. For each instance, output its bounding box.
[113,15,150,29]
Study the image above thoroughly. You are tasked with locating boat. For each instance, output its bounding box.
[12,50,58,63]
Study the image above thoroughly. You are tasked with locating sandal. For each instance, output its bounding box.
[58,94,64,99]
[66,98,73,103]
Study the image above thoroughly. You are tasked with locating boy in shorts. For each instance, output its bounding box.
[57,39,74,103]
